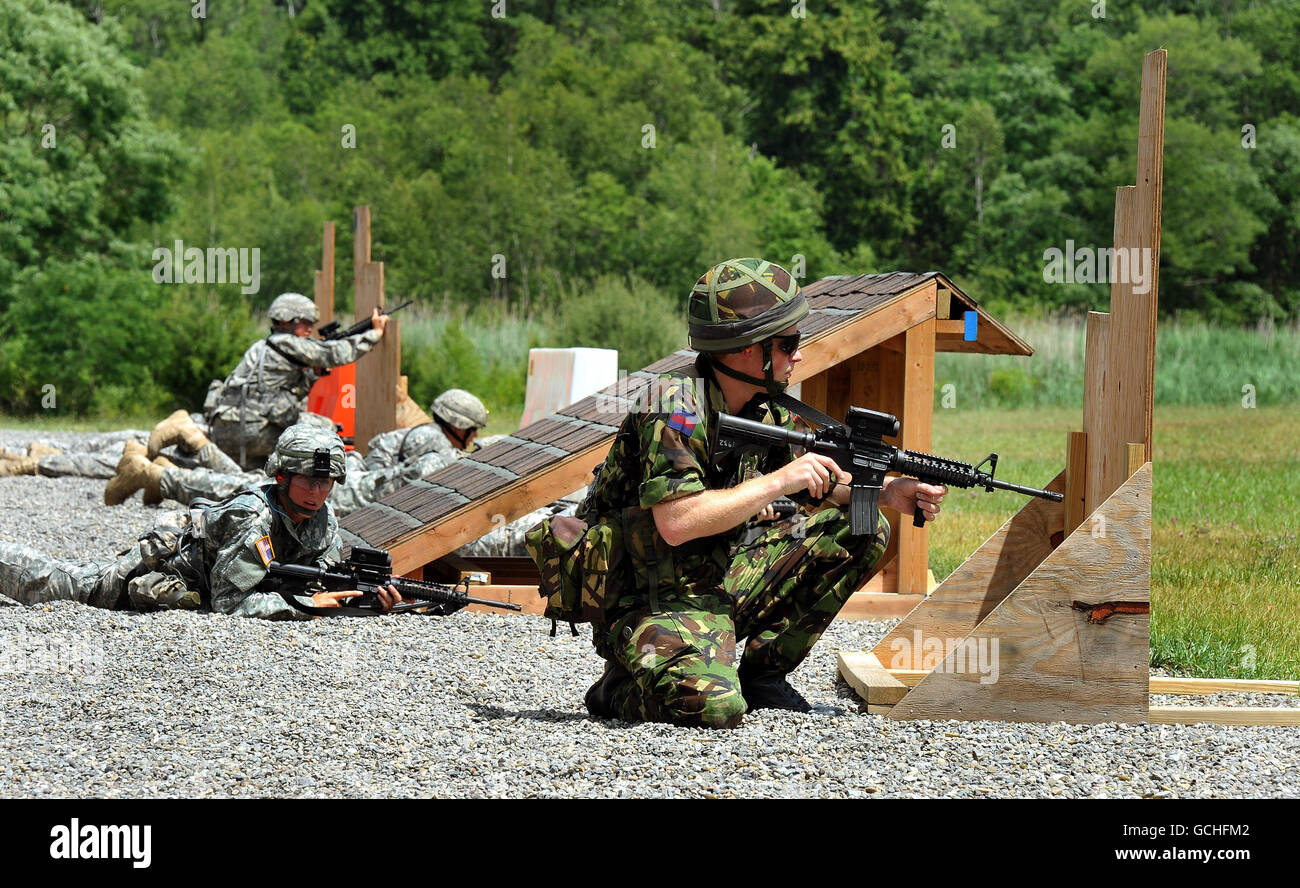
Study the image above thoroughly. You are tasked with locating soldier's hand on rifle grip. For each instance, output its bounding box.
[777,453,849,500]
[881,478,947,526]
[371,307,391,336]
[375,583,401,613]
[311,590,363,609]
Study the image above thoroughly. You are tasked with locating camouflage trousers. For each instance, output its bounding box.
[0,542,200,611]
[210,411,336,471]
[159,465,263,504]
[594,506,888,729]
[34,431,149,479]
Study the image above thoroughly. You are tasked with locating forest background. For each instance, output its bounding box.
[1,0,1297,420]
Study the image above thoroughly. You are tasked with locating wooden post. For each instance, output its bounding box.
[898,317,935,596]
[1083,309,1112,517]
[351,206,399,454]
[1065,431,1088,537]
[313,221,335,327]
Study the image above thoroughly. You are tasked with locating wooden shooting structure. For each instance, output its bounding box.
[306,208,431,445]
[339,273,1036,615]
[838,50,1298,727]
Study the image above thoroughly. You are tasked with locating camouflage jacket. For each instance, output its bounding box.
[577,362,797,607]
[185,485,342,619]
[208,330,381,428]
[363,422,457,472]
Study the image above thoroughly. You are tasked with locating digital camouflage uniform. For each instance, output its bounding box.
[34,431,147,479]
[578,366,889,729]
[208,330,381,469]
[362,423,458,472]
[0,484,340,620]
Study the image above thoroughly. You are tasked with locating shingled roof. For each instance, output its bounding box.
[342,271,1031,573]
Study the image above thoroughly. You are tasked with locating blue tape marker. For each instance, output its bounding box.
[964,310,978,341]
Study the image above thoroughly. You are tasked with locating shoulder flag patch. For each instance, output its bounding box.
[667,410,698,435]
[254,536,275,567]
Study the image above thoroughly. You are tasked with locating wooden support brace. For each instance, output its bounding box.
[888,464,1151,724]
[1065,431,1088,537]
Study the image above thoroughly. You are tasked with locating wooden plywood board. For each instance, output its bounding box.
[889,463,1151,724]
[871,470,1066,668]
[1152,677,1300,695]
[463,585,548,617]
[1103,182,1151,499]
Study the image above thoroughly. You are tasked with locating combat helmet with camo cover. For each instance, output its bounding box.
[687,258,808,394]
[267,293,319,325]
[264,423,347,483]
[432,389,489,431]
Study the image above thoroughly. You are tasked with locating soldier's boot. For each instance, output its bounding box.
[738,667,812,713]
[27,441,62,459]
[584,661,636,719]
[104,442,164,505]
[0,456,41,477]
[148,409,208,458]
[142,456,176,507]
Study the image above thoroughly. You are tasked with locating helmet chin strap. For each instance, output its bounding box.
[709,340,788,396]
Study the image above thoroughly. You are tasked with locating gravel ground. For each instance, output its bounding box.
[1,429,1297,799]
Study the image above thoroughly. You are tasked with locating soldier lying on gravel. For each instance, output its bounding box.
[0,425,398,619]
[204,292,391,470]
[0,433,146,479]
[103,388,573,557]
[578,258,948,729]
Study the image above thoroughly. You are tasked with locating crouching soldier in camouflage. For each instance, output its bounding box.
[580,258,947,728]
[0,425,398,619]
[362,388,489,471]
[198,293,390,470]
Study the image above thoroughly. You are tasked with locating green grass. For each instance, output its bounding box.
[930,403,1300,679]
[935,316,1300,409]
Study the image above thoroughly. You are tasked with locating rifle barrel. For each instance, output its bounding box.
[985,477,1064,501]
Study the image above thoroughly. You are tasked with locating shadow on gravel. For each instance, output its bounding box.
[465,703,593,724]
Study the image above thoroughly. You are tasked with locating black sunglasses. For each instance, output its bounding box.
[773,333,802,356]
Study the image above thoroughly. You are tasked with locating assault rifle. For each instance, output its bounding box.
[266,545,522,617]
[317,299,413,340]
[713,405,1062,538]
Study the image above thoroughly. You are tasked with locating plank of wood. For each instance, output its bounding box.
[867,704,896,716]
[889,463,1151,724]
[353,205,370,276]
[1083,310,1112,517]
[898,317,936,596]
[314,220,334,326]
[386,440,613,574]
[837,651,913,705]
[879,673,1300,695]
[1148,706,1300,727]
[799,368,828,416]
[934,320,965,335]
[1151,677,1300,695]
[1131,49,1166,460]
[1105,180,1155,494]
[354,261,397,454]
[936,286,952,320]
[1126,442,1146,479]
[837,591,927,622]
[870,470,1065,667]
[1065,431,1088,537]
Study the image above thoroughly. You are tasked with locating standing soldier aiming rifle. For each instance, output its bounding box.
[178,292,391,470]
[575,258,947,728]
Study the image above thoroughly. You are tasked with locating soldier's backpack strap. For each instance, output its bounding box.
[264,335,315,369]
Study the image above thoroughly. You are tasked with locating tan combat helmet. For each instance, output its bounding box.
[267,293,319,325]
[265,424,347,483]
[431,389,489,431]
